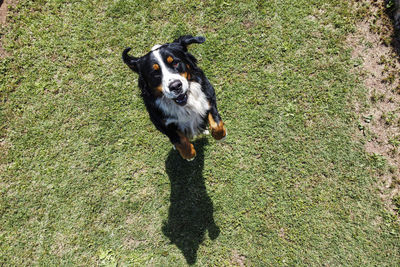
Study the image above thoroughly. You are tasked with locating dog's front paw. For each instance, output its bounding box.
[215,128,227,142]
[208,113,227,141]
[175,142,196,161]
[211,124,227,141]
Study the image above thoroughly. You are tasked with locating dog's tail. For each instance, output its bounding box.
[122,47,132,63]
[122,48,139,72]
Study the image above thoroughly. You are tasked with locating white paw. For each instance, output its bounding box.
[186,157,195,161]
[202,130,210,135]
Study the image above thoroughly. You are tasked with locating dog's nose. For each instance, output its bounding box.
[169,80,182,93]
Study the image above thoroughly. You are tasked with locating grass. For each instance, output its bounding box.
[1,0,400,265]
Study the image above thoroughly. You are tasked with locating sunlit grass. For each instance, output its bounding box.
[1,0,399,265]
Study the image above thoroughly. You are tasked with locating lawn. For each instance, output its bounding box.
[1,0,399,265]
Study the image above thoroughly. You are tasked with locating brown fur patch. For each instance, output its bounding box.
[167,56,173,64]
[154,85,163,96]
[208,113,226,140]
[181,72,188,79]
[153,64,160,70]
[175,132,196,159]
[208,113,218,128]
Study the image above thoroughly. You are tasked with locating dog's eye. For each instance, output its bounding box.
[171,59,180,68]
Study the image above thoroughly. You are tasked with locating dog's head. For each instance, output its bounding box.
[122,35,205,106]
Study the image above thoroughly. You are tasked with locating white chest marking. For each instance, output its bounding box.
[155,82,210,138]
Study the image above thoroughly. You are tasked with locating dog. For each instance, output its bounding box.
[122,35,226,160]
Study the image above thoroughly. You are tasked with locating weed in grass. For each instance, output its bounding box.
[381,111,398,126]
[388,165,398,174]
[370,90,386,103]
[363,114,373,123]
[389,135,400,147]
[382,70,397,84]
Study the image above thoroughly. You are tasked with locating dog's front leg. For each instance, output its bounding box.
[174,132,196,160]
[146,109,196,160]
[208,107,227,141]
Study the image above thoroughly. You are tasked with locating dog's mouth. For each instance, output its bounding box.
[173,92,188,106]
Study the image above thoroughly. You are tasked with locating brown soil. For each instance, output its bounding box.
[349,1,400,216]
[0,1,7,24]
[0,0,8,58]
[0,0,17,58]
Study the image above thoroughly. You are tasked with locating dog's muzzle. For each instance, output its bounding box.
[169,80,183,93]
[168,80,188,106]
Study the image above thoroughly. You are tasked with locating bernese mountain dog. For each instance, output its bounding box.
[122,35,226,161]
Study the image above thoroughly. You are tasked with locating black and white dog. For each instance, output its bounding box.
[122,35,226,160]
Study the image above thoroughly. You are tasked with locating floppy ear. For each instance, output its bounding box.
[173,35,205,51]
[122,48,140,73]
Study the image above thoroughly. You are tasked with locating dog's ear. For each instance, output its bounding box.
[122,48,140,73]
[173,35,205,51]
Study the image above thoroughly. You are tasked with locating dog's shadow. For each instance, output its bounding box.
[162,138,220,265]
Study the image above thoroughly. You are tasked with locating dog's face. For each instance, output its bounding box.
[145,44,191,104]
[123,35,205,106]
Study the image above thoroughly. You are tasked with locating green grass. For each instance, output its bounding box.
[1,0,400,265]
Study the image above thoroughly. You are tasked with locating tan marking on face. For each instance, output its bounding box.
[167,56,173,64]
[208,113,226,140]
[154,85,163,97]
[180,72,188,79]
[181,64,191,80]
[153,64,160,70]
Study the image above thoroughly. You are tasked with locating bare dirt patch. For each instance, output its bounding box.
[349,1,400,216]
[0,1,7,24]
[0,0,9,58]
[0,0,17,58]
[231,250,247,267]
